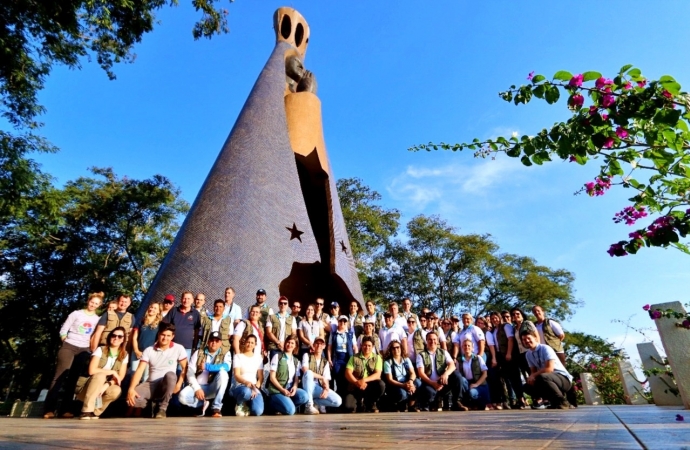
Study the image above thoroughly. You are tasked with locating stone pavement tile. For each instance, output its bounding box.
[0,407,647,449]
[608,404,690,450]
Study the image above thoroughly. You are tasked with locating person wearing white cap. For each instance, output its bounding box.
[328,315,357,397]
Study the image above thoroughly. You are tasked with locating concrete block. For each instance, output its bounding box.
[580,372,603,405]
[617,359,647,405]
[650,301,690,409]
[636,342,682,406]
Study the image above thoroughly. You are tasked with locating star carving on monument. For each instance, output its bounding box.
[340,240,348,254]
[286,223,304,242]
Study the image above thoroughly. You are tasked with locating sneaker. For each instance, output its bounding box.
[304,405,320,415]
[367,404,379,413]
[211,409,222,418]
[318,405,327,414]
[154,409,167,419]
[43,412,55,419]
[502,402,511,410]
[197,400,210,417]
[235,403,248,417]
[531,403,548,410]
[79,412,95,420]
[454,401,469,412]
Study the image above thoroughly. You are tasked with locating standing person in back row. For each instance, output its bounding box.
[163,291,202,360]
[265,296,298,361]
[44,292,103,419]
[90,293,133,351]
[220,287,242,326]
[532,305,566,366]
[245,288,273,328]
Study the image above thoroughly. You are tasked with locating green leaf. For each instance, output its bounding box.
[533,84,546,99]
[582,71,602,82]
[677,120,689,133]
[506,146,521,157]
[661,81,681,95]
[654,109,682,127]
[553,71,573,81]
[619,64,633,74]
[521,155,532,166]
[545,86,560,104]
[627,68,641,78]
[532,74,545,84]
[659,75,677,84]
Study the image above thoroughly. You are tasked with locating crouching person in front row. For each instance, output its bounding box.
[458,338,491,410]
[416,331,467,411]
[267,335,309,415]
[75,326,129,419]
[344,336,385,413]
[178,331,232,417]
[301,336,342,414]
[127,323,187,418]
[520,329,574,409]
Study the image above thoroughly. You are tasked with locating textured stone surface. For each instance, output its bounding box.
[651,301,690,409]
[637,342,683,406]
[617,360,648,405]
[6,406,690,449]
[138,9,363,319]
[581,372,602,405]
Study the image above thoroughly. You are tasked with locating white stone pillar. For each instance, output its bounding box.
[580,372,602,405]
[636,342,682,406]
[650,301,690,409]
[617,359,647,405]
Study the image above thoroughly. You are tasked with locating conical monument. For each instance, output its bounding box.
[138,7,363,317]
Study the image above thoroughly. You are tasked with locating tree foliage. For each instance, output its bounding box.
[412,66,690,257]
[0,168,188,398]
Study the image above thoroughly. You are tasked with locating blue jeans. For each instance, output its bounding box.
[267,388,308,415]
[229,385,264,416]
[461,377,491,409]
[301,370,342,408]
[178,371,229,411]
[386,378,422,404]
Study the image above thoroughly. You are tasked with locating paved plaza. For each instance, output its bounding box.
[1,405,688,449]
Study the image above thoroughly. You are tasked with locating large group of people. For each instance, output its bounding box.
[43,288,576,420]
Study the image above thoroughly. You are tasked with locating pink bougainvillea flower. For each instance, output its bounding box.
[651,310,663,319]
[607,242,628,257]
[624,82,632,90]
[527,71,535,81]
[569,155,577,162]
[595,77,613,89]
[601,114,609,121]
[602,93,615,108]
[569,74,584,87]
[629,231,643,240]
[569,94,584,108]
[662,90,673,99]
[682,320,690,329]
[676,414,684,422]
[642,304,651,311]
[589,105,598,116]
[637,79,647,88]
[616,127,629,139]
[603,137,615,149]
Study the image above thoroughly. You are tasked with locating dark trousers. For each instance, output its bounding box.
[344,379,385,412]
[501,353,524,401]
[331,352,349,395]
[523,372,572,405]
[132,372,177,411]
[44,342,90,414]
[418,371,462,408]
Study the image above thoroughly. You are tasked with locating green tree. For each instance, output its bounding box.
[564,331,619,375]
[337,178,400,292]
[412,66,690,257]
[0,168,188,397]
[367,215,578,319]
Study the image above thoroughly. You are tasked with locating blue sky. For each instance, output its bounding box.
[33,1,690,365]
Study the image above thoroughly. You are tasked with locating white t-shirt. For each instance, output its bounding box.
[92,346,128,370]
[270,354,301,390]
[233,321,263,357]
[392,315,407,332]
[232,353,264,386]
[301,353,331,381]
[453,325,485,355]
[535,320,565,350]
[526,344,572,381]
[299,319,323,349]
[379,327,404,351]
[485,330,495,347]
[416,349,453,382]
[461,354,488,381]
[61,310,100,348]
[140,342,187,381]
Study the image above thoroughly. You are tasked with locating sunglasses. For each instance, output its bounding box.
[279,302,288,305]
[407,320,415,323]
[111,334,125,339]
[164,301,173,304]
[392,346,401,350]
[339,319,347,323]
[292,305,301,308]
[316,302,324,306]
